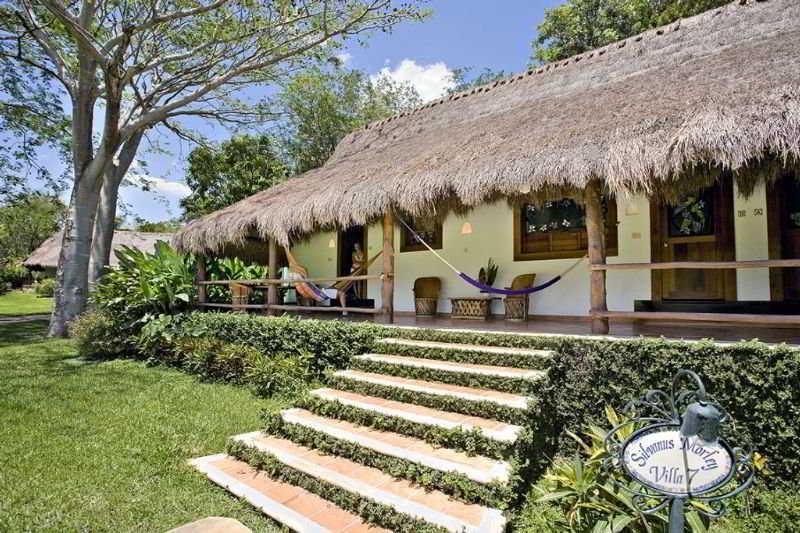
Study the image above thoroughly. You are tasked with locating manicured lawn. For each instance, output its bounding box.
[0,320,284,532]
[0,290,53,316]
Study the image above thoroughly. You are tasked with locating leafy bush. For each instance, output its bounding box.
[713,481,800,533]
[0,263,29,288]
[206,256,268,303]
[92,241,195,324]
[70,310,137,359]
[531,338,800,483]
[246,352,310,397]
[34,278,55,297]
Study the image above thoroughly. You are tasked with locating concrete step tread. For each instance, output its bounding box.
[191,454,388,533]
[230,432,506,533]
[281,408,511,484]
[334,370,530,410]
[356,353,546,379]
[377,338,554,358]
[311,387,522,443]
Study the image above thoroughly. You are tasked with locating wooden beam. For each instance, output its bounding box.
[595,310,800,326]
[196,255,208,306]
[268,238,279,315]
[198,274,380,286]
[585,179,609,334]
[592,259,800,271]
[198,303,380,314]
[382,210,395,323]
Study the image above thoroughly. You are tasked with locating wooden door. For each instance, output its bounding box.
[768,173,800,301]
[651,178,736,301]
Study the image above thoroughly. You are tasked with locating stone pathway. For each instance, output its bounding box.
[192,336,552,532]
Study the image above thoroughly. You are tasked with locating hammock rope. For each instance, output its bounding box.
[396,216,586,296]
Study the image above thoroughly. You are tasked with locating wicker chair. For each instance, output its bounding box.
[504,274,536,321]
[230,282,253,311]
[413,277,441,317]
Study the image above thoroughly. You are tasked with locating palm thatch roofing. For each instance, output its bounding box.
[175,0,800,254]
[24,230,173,269]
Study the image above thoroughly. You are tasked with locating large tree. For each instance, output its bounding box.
[279,65,421,173]
[181,134,287,220]
[531,0,729,64]
[0,0,427,336]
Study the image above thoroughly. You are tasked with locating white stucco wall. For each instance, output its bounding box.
[290,190,773,316]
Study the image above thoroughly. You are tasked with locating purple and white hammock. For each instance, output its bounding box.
[397,217,586,296]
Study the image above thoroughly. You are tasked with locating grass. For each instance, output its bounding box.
[0,320,285,532]
[0,290,53,316]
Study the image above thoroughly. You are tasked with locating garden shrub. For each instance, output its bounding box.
[34,278,55,297]
[530,337,800,483]
[0,263,29,288]
[70,310,138,359]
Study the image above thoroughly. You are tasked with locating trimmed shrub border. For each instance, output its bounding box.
[373,340,551,369]
[262,412,519,508]
[226,439,446,533]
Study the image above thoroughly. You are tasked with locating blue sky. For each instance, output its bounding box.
[95,1,561,223]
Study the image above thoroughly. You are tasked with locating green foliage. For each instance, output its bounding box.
[0,262,29,289]
[278,65,422,173]
[181,134,287,220]
[261,411,518,508]
[531,0,729,64]
[134,218,183,233]
[246,352,311,398]
[227,439,445,533]
[0,193,64,263]
[447,67,507,94]
[33,278,55,297]
[713,481,800,533]
[206,256,268,304]
[478,257,499,287]
[69,310,138,359]
[372,339,550,369]
[533,337,800,483]
[92,241,195,324]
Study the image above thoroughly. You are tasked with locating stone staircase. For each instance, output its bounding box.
[191,337,553,532]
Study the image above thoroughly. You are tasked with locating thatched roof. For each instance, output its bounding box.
[175,0,800,254]
[24,230,173,269]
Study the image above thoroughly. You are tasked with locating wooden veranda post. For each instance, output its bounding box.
[196,255,208,307]
[382,210,395,323]
[268,238,279,315]
[585,179,610,334]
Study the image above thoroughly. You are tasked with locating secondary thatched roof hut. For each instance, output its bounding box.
[24,230,173,271]
[175,0,800,255]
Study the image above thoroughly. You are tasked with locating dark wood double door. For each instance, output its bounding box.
[650,178,736,302]
[768,173,800,301]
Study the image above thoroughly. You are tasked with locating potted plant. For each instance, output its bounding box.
[478,258,499,287]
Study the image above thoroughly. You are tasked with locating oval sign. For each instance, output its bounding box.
[621,424,734,496]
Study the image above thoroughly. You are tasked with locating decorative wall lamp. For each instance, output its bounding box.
[460,222,473,235]
[328,238,336,248]
[603,370,755,533]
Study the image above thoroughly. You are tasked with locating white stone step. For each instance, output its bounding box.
[231,432,506,533]
[281,408,512,485]
[377,337,554,359]
[355,353,546,380]
[311,387,522,443]
[191,453,386,532]
[333,370,530,410]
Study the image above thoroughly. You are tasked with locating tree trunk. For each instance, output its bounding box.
[89,172,121,284]
[382,211,395,323]
[48,178,101,337]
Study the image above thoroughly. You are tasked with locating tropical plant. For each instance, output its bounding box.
[34,278,56,297]
[535,406,709,532]
[206,256,269,303]
[478,258,499,287]
[92,241,195,324]
[0,262,29,288]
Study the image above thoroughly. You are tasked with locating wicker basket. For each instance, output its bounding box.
[504,295,529,321]
[450,298,492,319]
[415,297,438,317]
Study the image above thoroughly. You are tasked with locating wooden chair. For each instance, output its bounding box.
[230,282,253,311]
[413,277,441,317]
[504,274,536,321]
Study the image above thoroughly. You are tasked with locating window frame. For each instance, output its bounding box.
[513,198,618,261]
[400,218,443,253]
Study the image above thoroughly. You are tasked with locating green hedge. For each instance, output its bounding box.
[531,337,800,483]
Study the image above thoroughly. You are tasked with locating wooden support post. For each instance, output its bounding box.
[196,255,208,306]
[382,210,395,323]
[268,238,279,315]
[585,179,610,334]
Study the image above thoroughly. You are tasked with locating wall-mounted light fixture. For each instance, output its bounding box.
[328,238,336,248]
[461,222,473,235]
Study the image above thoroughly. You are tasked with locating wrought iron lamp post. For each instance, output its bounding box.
[602,370,755,532]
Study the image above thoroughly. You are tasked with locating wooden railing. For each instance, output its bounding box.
[591,259,800,327]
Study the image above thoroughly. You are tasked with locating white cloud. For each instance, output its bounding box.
[125,171,191,198]
[371,59,455,102]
